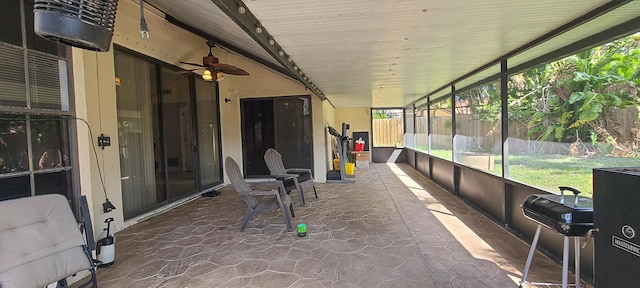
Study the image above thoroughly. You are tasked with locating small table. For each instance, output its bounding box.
[351,151,369,169]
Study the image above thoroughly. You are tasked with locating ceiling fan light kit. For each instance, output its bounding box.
[181,40,249,82]
[202,70,213,81]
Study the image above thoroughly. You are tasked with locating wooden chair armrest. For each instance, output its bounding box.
[244,176,281,182]
[270,174,297,180]
[246,181,288,195]
[237,189,278,196]
[247,180,285,187]
[286,168,312,175]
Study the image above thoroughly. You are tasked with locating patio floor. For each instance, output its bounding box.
[93,163,578,287]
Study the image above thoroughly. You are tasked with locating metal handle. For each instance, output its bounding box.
[559,186,582,205]
[582,228,600,248]
[559,186,581,195]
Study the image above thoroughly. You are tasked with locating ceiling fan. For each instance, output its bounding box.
[180,40,249,82]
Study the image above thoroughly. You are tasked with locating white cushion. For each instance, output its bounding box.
[0,194,92,288]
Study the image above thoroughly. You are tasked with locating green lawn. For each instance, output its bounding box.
[422,150,640,198]
[505,155,640,198]
[426,149,452,160]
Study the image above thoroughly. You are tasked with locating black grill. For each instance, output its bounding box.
[519,186,593,288]
[522,187,593,236]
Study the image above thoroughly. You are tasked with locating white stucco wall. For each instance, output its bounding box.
[335,107,371,136]
[73,47,124,236]
[72,0,328,235]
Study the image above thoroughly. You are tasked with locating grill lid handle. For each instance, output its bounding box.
[559,186,582,206]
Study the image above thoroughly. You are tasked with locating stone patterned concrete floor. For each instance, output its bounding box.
[93,163,582,287]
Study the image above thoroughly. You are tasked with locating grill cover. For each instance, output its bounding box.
[522,194,593,236]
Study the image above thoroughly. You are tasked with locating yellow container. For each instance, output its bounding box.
[333,159,340,170]
[345,163,355,175]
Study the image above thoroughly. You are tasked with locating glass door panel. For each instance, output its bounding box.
[115,51,164,217]
[161,68,195,198]
[274,96,312,170]
[195,79,221,187]
[241,99,274,176]
[240,96,313,176]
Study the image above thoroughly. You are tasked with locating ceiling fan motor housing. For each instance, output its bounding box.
[203,55,220,67]
[33,0,119,52]
[179,41,249,76]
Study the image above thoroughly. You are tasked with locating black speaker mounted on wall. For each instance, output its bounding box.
[33,0,119,52]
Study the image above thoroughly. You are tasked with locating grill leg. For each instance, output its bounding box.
[520,224,542,287]
[574,237,581,287]
[562,236,569,288]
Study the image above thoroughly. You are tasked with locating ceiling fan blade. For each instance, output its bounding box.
[212,63,250,76]
[180,61,205,68]
[221,68,250,76]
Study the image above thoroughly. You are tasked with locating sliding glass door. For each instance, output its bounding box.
[115,51,165,216]
[161,68,196,199]
[241,96,313,176]
[115,49,222,219]
[195,78,221,187]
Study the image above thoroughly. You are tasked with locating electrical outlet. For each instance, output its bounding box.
[97,134,111,149]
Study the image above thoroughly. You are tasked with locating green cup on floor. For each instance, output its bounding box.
[297,223,307,237]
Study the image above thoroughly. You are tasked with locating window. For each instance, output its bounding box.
[0,1,23,47]
[429,96,453,160]
[0,1,73,202]
[372,109,404,147]
[454,80,502,174]
[506,34,640,197]
[415,99,428,152]
[0,116,73,201]
[0,117,28,175]
[404,105,415,148]
[0,0,68,111]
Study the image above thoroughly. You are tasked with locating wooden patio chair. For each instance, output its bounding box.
[264,148,318,206]
[225,156,294,232]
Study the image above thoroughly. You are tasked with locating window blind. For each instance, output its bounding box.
[0,43,27,107]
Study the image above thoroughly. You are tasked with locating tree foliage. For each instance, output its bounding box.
[456,34,640,149]
[372,110,388,119]
[510,34,640,143]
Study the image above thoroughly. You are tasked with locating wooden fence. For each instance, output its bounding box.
[407,115,529,149]
[374,116,505,148]
[372,118,404,146]
[376,107,640,154]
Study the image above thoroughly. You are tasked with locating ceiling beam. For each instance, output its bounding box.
[165,15,297,80]
[210,0,326,101]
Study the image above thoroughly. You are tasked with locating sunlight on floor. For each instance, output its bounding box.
[386,163,525,285]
